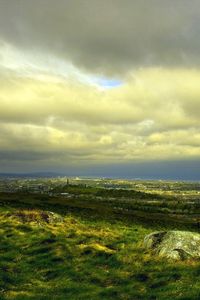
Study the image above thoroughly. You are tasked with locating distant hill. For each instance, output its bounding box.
[0,172,64,178]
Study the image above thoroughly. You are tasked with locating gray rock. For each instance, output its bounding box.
[44,211,63,223]
[143,231,200,260]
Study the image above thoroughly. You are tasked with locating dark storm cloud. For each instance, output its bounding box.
[1,0,200,74]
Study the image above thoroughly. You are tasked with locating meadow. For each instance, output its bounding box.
[0,187,200,300]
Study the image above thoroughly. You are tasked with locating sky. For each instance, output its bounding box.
[0,0,200,180]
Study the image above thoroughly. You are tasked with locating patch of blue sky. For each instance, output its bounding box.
[94,77,123,88]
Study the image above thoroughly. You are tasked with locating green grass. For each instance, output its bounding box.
[0,196,200,299]
[0,190,199,229]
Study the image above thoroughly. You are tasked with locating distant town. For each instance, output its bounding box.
[0,176,200,202]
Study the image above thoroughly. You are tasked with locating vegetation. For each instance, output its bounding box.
[0,185,200,299]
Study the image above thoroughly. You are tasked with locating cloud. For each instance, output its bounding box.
[0,1,200,175]
[1,0,200,74]
[1,65,199,127]
[0,64,200,170]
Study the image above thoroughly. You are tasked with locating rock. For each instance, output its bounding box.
[143,231,200,260]
[12,209,63,224]
[42,211,63,223]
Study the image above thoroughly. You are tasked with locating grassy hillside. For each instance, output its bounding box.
[0,192,200,299]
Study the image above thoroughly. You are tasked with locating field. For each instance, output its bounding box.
[0,180,200,300]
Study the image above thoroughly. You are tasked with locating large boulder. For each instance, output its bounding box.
[143,231,200,260]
